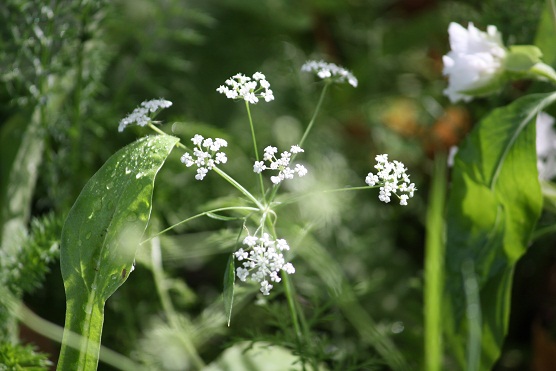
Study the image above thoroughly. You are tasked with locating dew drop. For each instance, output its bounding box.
[126,212,138,222]
[135,172,143,179]
[125,167,132,174]
[85,232,92,240]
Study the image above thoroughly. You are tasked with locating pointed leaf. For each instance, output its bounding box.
[57,134,178,371]
[444,93,556,369]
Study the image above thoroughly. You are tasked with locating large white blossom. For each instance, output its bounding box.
[442,22,507,103]
[180,135,228,180]
[234,233,295,295]
[365,154,416,206]
[118,98,172,132]
[537,112,556,180]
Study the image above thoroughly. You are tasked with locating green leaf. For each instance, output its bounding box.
[57,134,178,371]
[223,254,235,327]
[534,0,556,67]
[444,93,556,370]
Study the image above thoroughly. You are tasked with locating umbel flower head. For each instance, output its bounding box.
[253,145,308,185]
[234,233,296,295]
[301,60,358,87]
[118,98,172,132]
[216,72,274,104]
[365,154,416,206]
[180,135,228,180]
[442,22,507,103]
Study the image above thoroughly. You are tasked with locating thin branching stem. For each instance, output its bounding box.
[245,101,267,201]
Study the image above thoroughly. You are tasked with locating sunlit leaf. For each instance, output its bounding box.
[444,93,556,370]
[57,134,178,371]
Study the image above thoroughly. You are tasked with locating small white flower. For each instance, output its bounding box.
[365,154,416,206]
[216,72,274,103]
[290,145,304,154]
[301,60,358,87]
[442,22,507,103]
[118,98,172,132]
[253,161,266,173]
[181,135,228,180]
[234,232,295,296]
[255,144,308,185]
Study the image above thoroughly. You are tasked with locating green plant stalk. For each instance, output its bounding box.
[245,101,267,201]
[462,260,482,371]
[267,83,330,203]
[19,304,144,370]
[298,82,330,149]
[57,295,103,371]
[141,206,259,244]
[150,237,205,370]
[424,153,447,371]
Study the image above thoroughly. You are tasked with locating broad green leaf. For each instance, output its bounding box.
[444,93,556,370]
[57,134,178,371]
[223,254,235,327]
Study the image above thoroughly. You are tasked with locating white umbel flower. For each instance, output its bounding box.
[365,154,416,206]
[216,72,274,103]
[255,145,308,185]
[301,60,358,87]
[118,98,172,132]
[234,233,295,295]
[180,134,228,180]
[442,22,507,103]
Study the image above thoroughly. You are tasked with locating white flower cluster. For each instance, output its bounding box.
[235,233,296,295]
[216,72,274,104]
[180,135,228,180]
[301,60,358,87]
[365,154,416,206]
[443,22,507,103]
[118,98,173,132]
[253,145,308,185]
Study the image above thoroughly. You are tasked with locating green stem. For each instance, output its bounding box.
[424,153,447,371]
[245,101,267,200]
[266,83,330,204]
[150,237,205,370]
[141,206,259,244]
[530,62,556,85]
[298,82,330,149]
[213,166,264,210]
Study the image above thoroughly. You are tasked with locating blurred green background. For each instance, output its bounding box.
[1,0,555,370]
